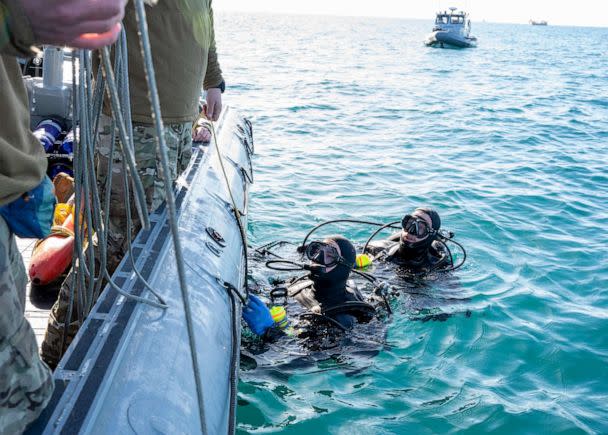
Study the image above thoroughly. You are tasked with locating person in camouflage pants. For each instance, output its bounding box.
[40,115,193,369]
[1,218,54,433]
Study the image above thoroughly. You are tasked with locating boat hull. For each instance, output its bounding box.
[425,31,477,48]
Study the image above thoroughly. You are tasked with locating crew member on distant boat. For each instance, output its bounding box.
[366,207,465,275]
[1,0,127,431]
[243,236,376,337]
[41,0,227,369]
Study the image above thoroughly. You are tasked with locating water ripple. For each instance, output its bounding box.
[216,13,608,433]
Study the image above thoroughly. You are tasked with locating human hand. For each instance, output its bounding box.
[21,0,127,49]
[242,294,275,336]
[204,88,222,121]
[0,176,56,239]
[192,122,211,142]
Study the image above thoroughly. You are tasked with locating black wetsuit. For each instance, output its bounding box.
[254,276,376,345]
[368,232,450,274]
[288,278,375,329]
[241,277,386,372]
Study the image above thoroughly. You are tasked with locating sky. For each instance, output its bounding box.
[214,0,607,27]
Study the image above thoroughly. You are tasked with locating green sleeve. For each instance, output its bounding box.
[0,57,47,205]
[203,0,224,90]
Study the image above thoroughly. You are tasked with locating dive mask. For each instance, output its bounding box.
[305,241,353,268]
[401,215,434,238]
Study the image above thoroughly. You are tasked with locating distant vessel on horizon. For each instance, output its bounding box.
[529,20,548,26]
[425,7,477,48]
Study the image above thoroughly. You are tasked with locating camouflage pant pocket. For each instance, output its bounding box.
[0,318,53,433]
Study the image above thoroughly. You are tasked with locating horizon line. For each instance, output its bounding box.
[214,8,608,29]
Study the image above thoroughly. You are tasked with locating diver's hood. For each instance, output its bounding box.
[309,236,356,302]
[398,207,441,255]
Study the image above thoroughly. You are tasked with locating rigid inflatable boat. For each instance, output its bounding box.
[27,106,253,434]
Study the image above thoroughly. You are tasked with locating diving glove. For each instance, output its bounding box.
[242,294,275,336]
[0,176,56,239]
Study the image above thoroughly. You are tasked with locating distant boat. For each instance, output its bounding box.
[529,20,548,25]
[425,7,477,48]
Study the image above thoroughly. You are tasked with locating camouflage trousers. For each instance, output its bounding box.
[0,217,54,433]
[40,115,193,369]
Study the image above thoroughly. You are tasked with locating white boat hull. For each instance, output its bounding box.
[425,30,477,48]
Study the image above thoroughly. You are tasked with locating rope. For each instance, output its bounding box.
[75,38,168,312]
[206,120,242,219]
[94,34,165,307]
[121,153,168,307]
[48,225,75,238]
[222,281,240,435]
[205,118,250,302]
[100,46,150,231]
[60,31,172,353]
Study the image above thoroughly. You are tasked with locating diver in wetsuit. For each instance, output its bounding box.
[243,235,375,337]
[367,207,451,274]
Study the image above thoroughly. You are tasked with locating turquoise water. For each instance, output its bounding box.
[215,13,608,433]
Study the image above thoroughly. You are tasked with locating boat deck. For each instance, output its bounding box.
[18,237,56,349]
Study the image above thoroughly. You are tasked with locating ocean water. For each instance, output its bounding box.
[214,13,608,433]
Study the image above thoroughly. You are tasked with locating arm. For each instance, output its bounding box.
[366,231,401,260]
[1,0,125,56]
[202,0,224,121]
[366,231,401,254]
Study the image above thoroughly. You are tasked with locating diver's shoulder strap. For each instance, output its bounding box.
[345,280,364,300]
[384,242,401,260]
[287,279,313,298]
[387,231,401,242]
[429,241,450,269]
[367,238,393,253]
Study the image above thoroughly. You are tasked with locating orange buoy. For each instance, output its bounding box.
[29,212,75,286]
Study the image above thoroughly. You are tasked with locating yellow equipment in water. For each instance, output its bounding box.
[355,253,372,269]
[270,306,295,336]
